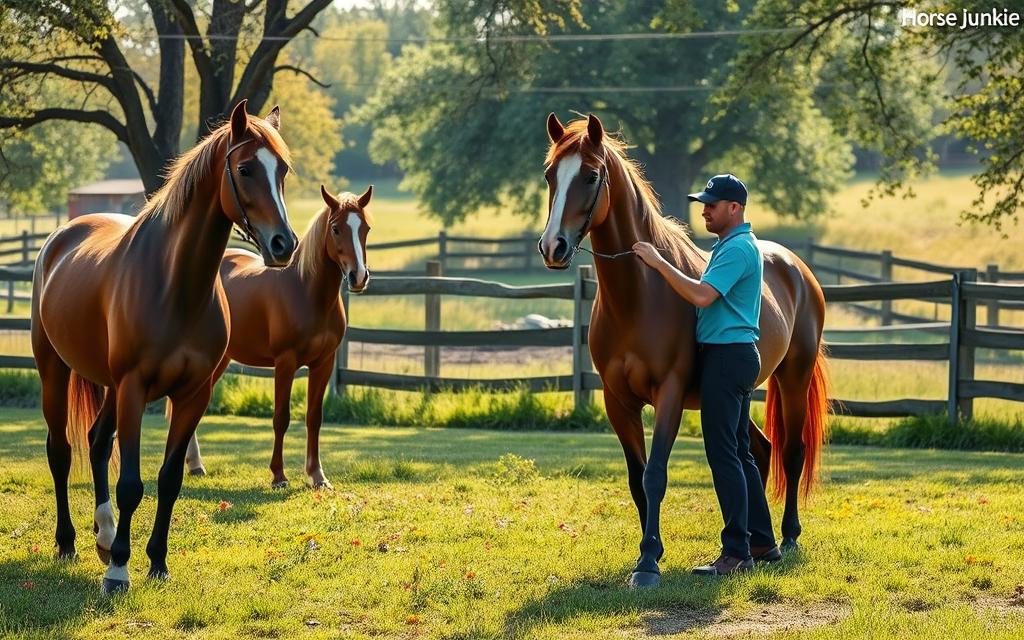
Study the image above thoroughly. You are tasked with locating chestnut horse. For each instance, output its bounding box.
[31,101,297,594]
[184,184,373,489]
[539,113,829,588]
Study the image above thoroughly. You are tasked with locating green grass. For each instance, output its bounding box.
[1,409,1023,638]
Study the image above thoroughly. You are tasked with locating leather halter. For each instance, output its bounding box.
[224,138,261,249]
[567,164,606,262]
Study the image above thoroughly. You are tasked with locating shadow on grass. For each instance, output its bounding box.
[0,555,108,633]
[504,554,806,638]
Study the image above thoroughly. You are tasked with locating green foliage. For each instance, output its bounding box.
[488,453,541,485]
[740,0,1024,230]
[360,0,858,225]
[830,413,1024,452]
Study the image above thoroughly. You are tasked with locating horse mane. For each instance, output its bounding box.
[546,119,708,273]
[136,118,292,225]
[294,192,371,282]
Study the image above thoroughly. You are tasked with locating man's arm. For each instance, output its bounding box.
[632,242,721,308]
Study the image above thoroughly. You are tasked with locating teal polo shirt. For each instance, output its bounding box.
[697,222,762,344]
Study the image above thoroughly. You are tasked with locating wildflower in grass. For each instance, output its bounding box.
[218,501,232,512]
[465,571,476,580]
[30,544,39,553]
[350,538,361,547]
[406,615,420,625]
[978,496,990,504]
[22,581,33,589]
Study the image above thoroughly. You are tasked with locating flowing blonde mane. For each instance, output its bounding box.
[136,118,291,225]
[546,119,708,273]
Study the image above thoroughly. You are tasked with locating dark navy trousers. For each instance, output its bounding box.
[698,342,776,560]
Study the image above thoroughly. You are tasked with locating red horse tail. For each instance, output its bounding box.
[67,372,103,474]
[764,347,831,502]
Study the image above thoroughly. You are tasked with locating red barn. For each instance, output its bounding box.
[67,179,146,219]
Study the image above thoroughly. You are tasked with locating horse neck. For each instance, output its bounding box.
[294,228,344,309]
[588,156,662,313]
[158,157,234,312]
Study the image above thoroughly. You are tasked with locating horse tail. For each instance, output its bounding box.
[67,372,103,473]
[764,376,785,502]
[764,345,831,502]
[800,348,831,498]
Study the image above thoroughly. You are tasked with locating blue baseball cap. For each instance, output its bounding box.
[688,174,747,206]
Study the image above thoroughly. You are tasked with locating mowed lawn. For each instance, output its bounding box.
[1,409,1023,639]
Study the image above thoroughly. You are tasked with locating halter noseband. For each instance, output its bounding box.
[224,138,261,249]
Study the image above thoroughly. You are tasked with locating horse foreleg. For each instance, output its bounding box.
[89,390,117,564]
[184,356,228,477]
[146,383,213,580]
[631,380,684,589]
[269,356,297,489]
[102,375,145,595]
[304,357,334,489]
[603,389,647,531]
[778,381,809,550]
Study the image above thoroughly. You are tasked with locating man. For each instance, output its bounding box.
[633,173,780,576]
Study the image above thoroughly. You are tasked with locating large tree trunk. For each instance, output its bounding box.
[646,149,698,230]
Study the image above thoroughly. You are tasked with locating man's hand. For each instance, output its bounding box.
[632,242,665,269]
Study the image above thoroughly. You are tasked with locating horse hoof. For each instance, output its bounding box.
[628,571,661,589]
[55,548,78,562]
[101,577,130,595]
[96,545,112,564]
[271,479,289,490]
[188,466,207,477]
[147,566,170,581]
[308,479,333,491]
[781,538,800,552]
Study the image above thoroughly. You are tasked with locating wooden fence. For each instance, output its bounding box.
[1,262,1022,422]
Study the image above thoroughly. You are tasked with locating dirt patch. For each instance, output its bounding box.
[635,602,850,638]
[973,588,1024,618]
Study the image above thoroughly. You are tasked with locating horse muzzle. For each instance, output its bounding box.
[347,268,370,294]
[538,234,573,270]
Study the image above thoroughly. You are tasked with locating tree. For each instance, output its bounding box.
[359,0,887,227]
[0,0,332,195]
[740,0,1024,231]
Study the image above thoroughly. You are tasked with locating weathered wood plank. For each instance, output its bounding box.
[824,342,949,361]
[346,327,577,347]
[822,280,953,302]
[960,380,1024,403]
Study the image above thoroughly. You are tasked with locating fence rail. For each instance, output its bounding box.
[2,259,1022,420]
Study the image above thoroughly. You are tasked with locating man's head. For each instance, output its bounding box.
[688,174,747,235]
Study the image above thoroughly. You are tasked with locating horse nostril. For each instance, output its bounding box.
[348,272,357,287]
[269,234,290,258]
[553,236,569,261]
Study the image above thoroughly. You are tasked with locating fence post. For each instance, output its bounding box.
[437,231,448,272]
[522,230,534,271]
[985,263,999,327]
[5,280,12,313]
[958,269,977,421]
[573,265,594,410]
[331,286,350,399]
[879,250,893,325]
[947,273,961,423]
[425,260,442,378]
[20,230,29,266]
[801,237,814,270]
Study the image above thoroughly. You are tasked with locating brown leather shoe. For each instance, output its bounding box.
[691,554,753,576]
[751,544,782,563]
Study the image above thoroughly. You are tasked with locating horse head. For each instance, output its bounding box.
[320,184,373,292]
[539,112,611,270]
[221,99,298,267]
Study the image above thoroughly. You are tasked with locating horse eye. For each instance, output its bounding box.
[331,225,339,235]
[586,172,598,185]
[237,164,251,177]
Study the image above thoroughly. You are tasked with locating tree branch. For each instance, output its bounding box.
[0,108,130,144]
[273,64,331,88]
[0,60,116,92]
[166,0,216,84]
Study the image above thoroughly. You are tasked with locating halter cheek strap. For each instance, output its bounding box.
[567,165,606,261]
[224,138,260,249]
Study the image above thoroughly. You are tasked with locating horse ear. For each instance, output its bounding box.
[586,114,604,148]
[320,184,340,209]
[230,99,249,143]
[547,112,565,143]
[357,184,373,209]
[265,105,281,130]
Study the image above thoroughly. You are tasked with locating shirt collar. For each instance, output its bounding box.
[712,222,752,249]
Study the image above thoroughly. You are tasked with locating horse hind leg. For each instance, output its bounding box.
[37,348,75,559]
[748,418,771,491]
[183,356,228,477]
[774,367,814,550]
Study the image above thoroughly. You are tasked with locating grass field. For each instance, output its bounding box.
[1,409,1023,639]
